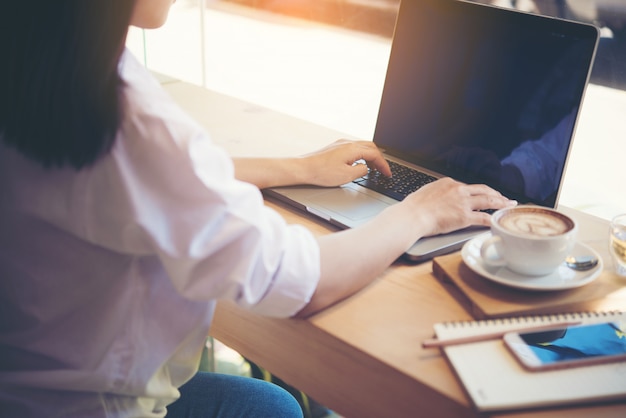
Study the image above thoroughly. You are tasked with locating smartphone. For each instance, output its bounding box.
[503,322,626,371]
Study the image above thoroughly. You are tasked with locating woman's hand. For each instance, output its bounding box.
[232,139,390,189]
[399,177,517,237]
[298,139,391,186]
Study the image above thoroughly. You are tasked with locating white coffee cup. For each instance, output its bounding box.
[480,206,578,276]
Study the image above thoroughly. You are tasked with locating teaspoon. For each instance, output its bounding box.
[565,255,599,271]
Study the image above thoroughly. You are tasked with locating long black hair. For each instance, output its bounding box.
[0,0,136,169]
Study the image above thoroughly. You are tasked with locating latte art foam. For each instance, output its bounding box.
[498,210,573,237]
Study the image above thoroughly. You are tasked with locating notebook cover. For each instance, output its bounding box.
[432,252,625,319]
[433,311,626,412]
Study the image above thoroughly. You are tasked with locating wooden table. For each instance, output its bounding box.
[162,79,626,418]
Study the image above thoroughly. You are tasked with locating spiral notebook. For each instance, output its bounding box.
[434,311,626,412]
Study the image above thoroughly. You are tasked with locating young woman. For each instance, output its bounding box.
[0,1,515,417]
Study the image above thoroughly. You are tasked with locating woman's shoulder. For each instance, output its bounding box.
[120,50,185,120]
[117,49,210,154]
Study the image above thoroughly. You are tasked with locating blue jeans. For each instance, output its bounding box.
[165,372,304,418]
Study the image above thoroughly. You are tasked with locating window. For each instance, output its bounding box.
[127,0,625,220]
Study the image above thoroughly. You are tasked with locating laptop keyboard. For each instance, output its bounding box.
[353,160,437,201]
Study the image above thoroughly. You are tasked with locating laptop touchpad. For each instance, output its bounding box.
[310,187,389,221]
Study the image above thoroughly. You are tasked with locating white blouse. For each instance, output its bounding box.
[0,50,320,417]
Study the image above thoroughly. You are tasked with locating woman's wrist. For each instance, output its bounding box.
[233,156,313,189]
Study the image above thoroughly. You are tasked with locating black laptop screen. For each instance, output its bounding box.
[373,0,599,207]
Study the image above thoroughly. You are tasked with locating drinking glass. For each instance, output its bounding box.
[610,214,626,277]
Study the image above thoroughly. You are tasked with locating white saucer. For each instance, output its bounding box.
[461,232,603,291]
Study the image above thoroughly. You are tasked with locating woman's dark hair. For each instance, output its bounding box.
[0,0,136,169]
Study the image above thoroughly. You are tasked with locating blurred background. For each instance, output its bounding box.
[126,0,626,219]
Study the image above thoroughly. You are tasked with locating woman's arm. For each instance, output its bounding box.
[232,139,392,189]
[296,178,517,317]
[234,138,517,318]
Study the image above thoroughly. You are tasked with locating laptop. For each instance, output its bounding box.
[264,0,599,261]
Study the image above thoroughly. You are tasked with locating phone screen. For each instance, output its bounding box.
[517,322,626,367]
